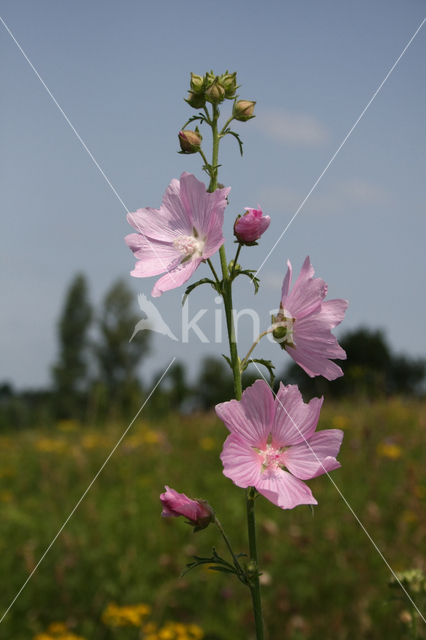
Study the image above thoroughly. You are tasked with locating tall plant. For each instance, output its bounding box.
[125,71,348,638]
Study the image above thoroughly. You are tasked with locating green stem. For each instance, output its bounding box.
[229,243,242,280]
[203,97,264,639]
[240,329,273,371]
[214,517,245,582]
[247,487,264,639]
[206,258,220,285]
[219,115,235,136]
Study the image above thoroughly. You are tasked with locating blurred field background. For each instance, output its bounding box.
[1,275,426,639]
[0,396,425,640]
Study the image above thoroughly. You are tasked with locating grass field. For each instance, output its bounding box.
[0,397,425,639]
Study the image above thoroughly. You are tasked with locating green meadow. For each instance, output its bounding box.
[0,397,425,640]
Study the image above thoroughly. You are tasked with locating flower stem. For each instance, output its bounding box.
[247,487,264,639]
[204,97,264,639]
[206,258,220,285]
[240,329,273,372]
[214,517,245,582]
[229,243,242,280]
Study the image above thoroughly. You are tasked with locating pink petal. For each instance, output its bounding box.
[286,344,344,380]
[203,229,225,259]
[151,258,200,297]
[256,468,317,509]
[285,256,328,319]
[215,379,274,447]
[318,299,349,328]
[220,434,262,488]
[180,172,230,236]
[125,234,179,277]
[127,203,189,243]
[281,260,292,301]
[272,383,323,447]
[284,429,343,480]
[161,176,196,232]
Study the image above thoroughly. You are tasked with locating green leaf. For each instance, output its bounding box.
[182,278,220,306]
[223,129,244,156]
[245,358,276,386]
[221,354,233,370]
[231,269,259,294]
[181,114,206,129]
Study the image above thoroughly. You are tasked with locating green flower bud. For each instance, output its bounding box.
[219,71,237,98]
[205,80,225,104]
[233,99,256,121]
[190,73,204,94]
[185,91,206,109]
[204,70,216,88]
[178,129,202,154]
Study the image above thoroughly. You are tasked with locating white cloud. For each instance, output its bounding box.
[260,178,388,215]
[255,108,329,146]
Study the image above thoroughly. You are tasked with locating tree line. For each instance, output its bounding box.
[0,275,425,429]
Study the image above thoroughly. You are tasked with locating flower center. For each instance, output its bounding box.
[173,231,205,262]
[272,309,295,348]
[258,443,286,472]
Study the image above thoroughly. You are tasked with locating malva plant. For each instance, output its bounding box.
[125,70,348,639]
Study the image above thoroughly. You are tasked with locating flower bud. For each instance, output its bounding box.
[233,99,256,121]
[234,207,270,244]
[205,80,225,104]
[185,91,206,109]
[190,73,204,94]
[178,129,202,154]
[160,486,214,531]
[219,71,237,98]
[204,70,216,88]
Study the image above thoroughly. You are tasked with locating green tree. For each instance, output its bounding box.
[94,279,150,418]
[52,273,92,419]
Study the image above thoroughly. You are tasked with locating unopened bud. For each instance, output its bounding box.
[178,129,202,154]
[160,486,214,532]
[190,73,204,93]
[233,100,256,122]
[185,91,206,109]
[205,70,216,88]
[234,207,270,244]
[219,71,237,98]
[205,80,225,104]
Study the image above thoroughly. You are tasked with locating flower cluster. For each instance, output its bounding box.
[102,602,151,627]
[142,621,204,640]
[127,167,347,509]
[33,623,85,640]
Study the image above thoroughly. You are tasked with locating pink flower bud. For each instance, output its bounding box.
[234,207,270,244]
[160,486,214,531]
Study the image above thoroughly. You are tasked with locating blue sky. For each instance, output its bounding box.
[1,0,425,388]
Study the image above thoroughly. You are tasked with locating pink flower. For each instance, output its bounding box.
[160,486,213,530]
[125,172,230,297]
[272,256,348,380]
[234,206,270,244]
[217,380,343,510]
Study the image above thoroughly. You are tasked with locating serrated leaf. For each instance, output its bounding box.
[182,278,219,306]
[181,114,206,129]
[224,129,244,156]
[231,269,260,294]
[208,565,237,575]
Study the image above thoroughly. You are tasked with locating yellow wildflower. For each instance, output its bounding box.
[376,442,402,460]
